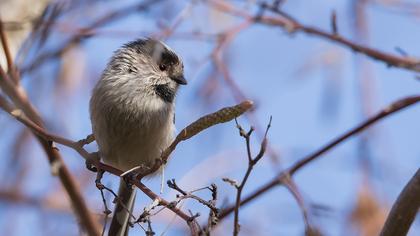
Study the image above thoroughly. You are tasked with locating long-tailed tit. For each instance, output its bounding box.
[90,38,186,236]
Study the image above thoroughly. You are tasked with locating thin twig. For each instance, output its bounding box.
[219,95,420,219]
[167,179,220,214]
[204,184,219,235]
[137,182,200,236]
[232,117,271,236]
[95,170,112,236]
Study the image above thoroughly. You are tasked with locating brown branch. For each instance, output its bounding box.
[0,90,253,182]
[0,95,94,162]
[210,0,420,72]
[0,111,192,234]
[0,66,101,234]
[219,95,420,219]
[0,103,197,234]
[380,168,420,236]
[0,92,253,235]
[0,96,203,235]
[288,96,420,175]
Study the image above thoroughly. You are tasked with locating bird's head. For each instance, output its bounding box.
[104,38,186,103]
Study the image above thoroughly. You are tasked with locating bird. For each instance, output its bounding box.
[89,38,186,236]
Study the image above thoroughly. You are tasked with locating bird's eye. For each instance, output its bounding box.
[128,68,134,73]
[159,64,167,71]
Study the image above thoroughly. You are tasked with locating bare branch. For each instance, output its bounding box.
[167,179,220,215]
[231,117,271,236]
[0,63,101,234]
[0,92,255,234]
[219,95,420,219]
[210,0,420,72]
[380,168,420,236]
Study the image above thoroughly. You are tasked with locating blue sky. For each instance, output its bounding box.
[0,0,419,235]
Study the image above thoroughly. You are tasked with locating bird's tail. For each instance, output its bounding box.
[108,179,136,236]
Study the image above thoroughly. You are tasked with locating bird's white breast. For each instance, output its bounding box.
[90,77,175,171]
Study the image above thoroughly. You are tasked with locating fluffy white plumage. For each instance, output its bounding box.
[90,38,184,172]
[90,73,175,171]
[89,38,186,236]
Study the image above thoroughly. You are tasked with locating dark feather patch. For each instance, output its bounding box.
[154,84,175,103]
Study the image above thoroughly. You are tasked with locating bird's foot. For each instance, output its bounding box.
[85,152,100,172]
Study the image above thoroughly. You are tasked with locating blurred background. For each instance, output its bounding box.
[0,0,419,235]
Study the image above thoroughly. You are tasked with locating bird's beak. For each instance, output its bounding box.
[171,75,187,85]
